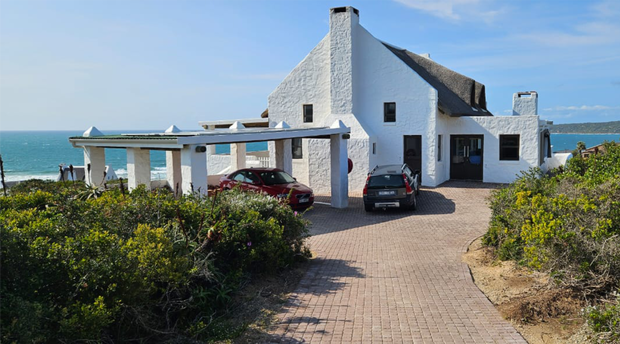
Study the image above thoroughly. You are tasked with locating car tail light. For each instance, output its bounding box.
[403,174,413,194]
[363,175,370,196]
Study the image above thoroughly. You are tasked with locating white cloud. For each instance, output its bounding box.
[393,0,503,23]
[543,105,620,111]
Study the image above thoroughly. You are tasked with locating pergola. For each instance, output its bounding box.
[69,121,351,208]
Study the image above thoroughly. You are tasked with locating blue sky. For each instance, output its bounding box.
[1,0,619,131]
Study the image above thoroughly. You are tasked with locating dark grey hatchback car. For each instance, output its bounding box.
[362,164,420,212]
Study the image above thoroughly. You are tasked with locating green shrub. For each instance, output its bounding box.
[483,141,620,291]
[584,291,620,342]
[483,141,620,337]
[0,184,310,342]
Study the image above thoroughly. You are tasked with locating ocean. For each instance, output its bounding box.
[0,131,267,182]
[0,131,618,182]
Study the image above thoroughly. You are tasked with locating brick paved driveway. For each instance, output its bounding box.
[269,182,526,343]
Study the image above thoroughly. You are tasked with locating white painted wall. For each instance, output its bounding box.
[268,34,332,192]
[437,114,542,184]
[353,25,439,187]
[207,153,232,175]
[267,7,546,191]
[268,8,439,193]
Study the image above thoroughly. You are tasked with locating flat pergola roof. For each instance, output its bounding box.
[69,121,351,208]
[69,124,350,149]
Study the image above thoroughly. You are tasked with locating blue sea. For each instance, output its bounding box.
[0,131,617,182]
[0,131,267,182]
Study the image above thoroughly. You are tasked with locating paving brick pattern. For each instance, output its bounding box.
[270,181,526,343]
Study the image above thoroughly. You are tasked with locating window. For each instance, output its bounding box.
[245,171,260,184]
[292,138,303,159]
[437,135,442,161]
[500,135,520,161]
[303,104,313,123]
[384,102,396,122]
[232,173,246,182]
[259,171,296,185]
[372,142,376,155]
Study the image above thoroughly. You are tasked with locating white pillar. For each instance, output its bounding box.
[166,150,182,195]
[126,148,151,191]
[330,134,349,208]
[273,139,293,174]
[181,145,208,195]
[83,147,105,187]
[230,142,247,171]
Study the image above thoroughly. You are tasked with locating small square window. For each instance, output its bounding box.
[292,138,303,159]
[384,102,396,122]
[303,104,313,123]
[500,135,520,161]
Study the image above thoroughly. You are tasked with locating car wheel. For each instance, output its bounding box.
[364,204,373,212]
[410,193,417,211]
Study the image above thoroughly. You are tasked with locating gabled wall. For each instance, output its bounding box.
[268,36,330,187]
[267,7,545,193]
[353,26,439,187]
[268,8,441,192]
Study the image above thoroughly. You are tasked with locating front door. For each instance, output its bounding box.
[450,135,483,181]
[403,135,422,181]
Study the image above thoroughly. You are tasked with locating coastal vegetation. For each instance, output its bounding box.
[483,141,620,342]
[550,120,620,134]
[0,181,310,342]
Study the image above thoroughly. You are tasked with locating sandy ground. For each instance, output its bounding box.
[463,238,592,344]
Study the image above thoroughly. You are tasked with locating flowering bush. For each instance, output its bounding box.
[484,142,620,291]
[483,141,620,339]
[0,183,310,342]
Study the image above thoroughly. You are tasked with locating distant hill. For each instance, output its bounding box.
[550,121,620,134]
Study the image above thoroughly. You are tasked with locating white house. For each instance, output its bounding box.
[266,6,554,193]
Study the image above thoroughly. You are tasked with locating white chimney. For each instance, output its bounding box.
[512,91,538,116]
[329,6,359,115]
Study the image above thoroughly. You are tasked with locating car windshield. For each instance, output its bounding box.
[259,171,296,185]
[367,174,404,189]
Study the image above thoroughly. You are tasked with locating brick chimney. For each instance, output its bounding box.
[512,91,538,116]
[329,6,359,115]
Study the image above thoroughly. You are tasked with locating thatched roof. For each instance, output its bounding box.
[260,108,268,118]
[383,43,492,117]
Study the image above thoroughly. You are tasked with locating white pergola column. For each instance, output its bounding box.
[273,139,293,174]
[180,144,208,195]
[330,133,349,208]
[166,150,182,195]
[126,148,151,191]
[231,143,247,171]
[83,147,106,187]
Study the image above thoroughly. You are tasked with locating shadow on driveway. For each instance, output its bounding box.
[305,189,456,236]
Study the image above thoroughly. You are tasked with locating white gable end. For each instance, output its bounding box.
[268,35,331,128]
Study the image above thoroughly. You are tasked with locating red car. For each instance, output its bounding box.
[220,168,314,209]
